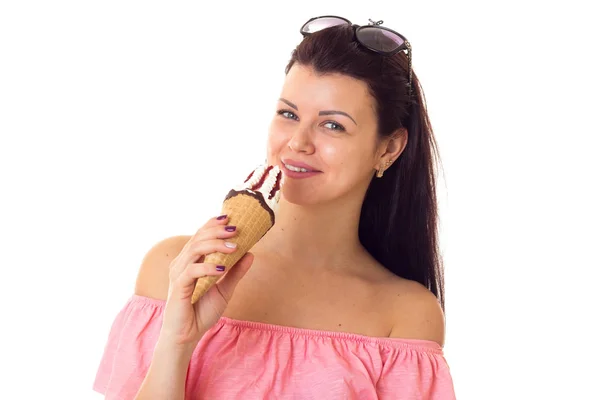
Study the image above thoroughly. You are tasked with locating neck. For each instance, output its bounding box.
[255,196,367,269]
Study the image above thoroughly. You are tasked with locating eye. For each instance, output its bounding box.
[323,121,346,132]
[277,109,299,121]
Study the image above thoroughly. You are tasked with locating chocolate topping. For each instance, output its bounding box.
[269,170,282,200]
[250,165,273,191]
[244,170,255,184]
[224,189,275,225]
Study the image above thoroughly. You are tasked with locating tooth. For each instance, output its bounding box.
[284,163,310,173]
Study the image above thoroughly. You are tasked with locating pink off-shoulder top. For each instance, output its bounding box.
[93,295,456,399]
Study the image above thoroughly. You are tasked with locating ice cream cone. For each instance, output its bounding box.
[191,164,282,304]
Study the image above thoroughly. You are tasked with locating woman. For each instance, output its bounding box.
[94,16,456,399]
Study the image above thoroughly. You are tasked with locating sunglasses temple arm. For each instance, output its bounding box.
[405,41,413,98]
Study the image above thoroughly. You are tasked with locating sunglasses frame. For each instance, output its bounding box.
[300,15,413,96]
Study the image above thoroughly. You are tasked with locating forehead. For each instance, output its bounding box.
[281,64,375,122]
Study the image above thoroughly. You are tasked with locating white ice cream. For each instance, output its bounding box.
[235,164,282,214]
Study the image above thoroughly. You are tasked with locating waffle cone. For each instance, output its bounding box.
[191,192,274,304]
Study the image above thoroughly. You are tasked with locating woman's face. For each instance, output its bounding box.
[267,64,389,206]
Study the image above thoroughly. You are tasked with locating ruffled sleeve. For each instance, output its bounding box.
[93,295,165,400]
[92,295,457,399]
[376,340,456,399]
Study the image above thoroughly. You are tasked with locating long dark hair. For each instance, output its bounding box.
[285,24,446,311]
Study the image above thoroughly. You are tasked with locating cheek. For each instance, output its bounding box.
[320,140,366,172]
[266,121,290,159]
[320,142,341,164]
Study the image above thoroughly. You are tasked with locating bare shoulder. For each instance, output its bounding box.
[388,278,446,347]
[133,235,192,300]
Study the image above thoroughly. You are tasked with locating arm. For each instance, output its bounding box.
[134,337,197,400]
[388,280,445,346]
[132,236,197,400]
[378,282,454,399]
[134,235,192,301]
[130,217,253,399]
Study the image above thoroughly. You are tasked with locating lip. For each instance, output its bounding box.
[281,159,320,172]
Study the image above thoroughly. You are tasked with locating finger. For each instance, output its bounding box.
[176,239,238,271]
[171,262,227,298]
[194,215,230,237]
[191,224,239,243]
[184,215,230,250]
[182,262,226,281]
[216,252,254,302]
[179,221,236,265]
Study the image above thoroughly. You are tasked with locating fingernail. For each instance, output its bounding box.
[225,242,237,249]
[216,265,226,271]
[217,215,227,220]
[225,226,236,232]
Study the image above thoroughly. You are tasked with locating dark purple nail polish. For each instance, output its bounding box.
[216,265,226,271]
[217,215,227,220]
[225,226,236,232]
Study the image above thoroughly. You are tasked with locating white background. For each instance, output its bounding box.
[1,0,598,399]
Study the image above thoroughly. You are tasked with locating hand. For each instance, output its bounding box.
[160,215,254,348]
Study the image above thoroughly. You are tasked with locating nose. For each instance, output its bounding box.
[287,126,315,154]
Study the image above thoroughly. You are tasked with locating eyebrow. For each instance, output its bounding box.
[278,98,357,126]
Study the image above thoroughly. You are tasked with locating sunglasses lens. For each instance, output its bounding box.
[356,27,404,52]
[301,17,349,34]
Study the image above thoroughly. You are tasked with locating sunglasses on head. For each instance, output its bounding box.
[300,15,413,96]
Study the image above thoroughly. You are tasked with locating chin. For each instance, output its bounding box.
[280,185,319,206]
[280,183,346,208]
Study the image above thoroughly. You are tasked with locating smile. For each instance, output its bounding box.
[283,163,312,173]
[280,159,321,179]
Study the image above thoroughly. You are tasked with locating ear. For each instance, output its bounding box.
[374,128,408,169]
